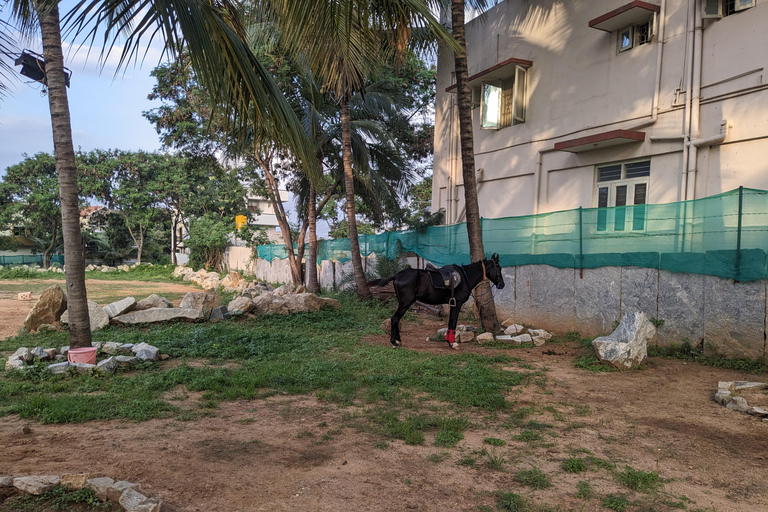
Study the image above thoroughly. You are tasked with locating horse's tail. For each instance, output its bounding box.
[367,276,395,287]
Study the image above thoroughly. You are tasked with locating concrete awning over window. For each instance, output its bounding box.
[589,1,660,32]
[554,129,646,153]
[445,56,533,92]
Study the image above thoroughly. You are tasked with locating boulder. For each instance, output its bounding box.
[115,355,139,367]
[107,481,140,502]
[72,362,96,375]
[119,488,162,512]
[23,285,67,332]
[132,343,160,361]
[726,396,749,412]
[30,346,48,360]
[591,311,655,370]
[227,296,255,315]
[459,331,475,343]
[47,362,70,375]
[209,306,230,321]
[504,324,525,336]
[179,292,217,319]
[13,476,60,495]
[61,300,110,332]
[43,348,57,359]
[112,308,203,325]
[103,297,136,318]
[512,334,533,344]
[0,476,14,487]
[61,473,99,490]
[86,477,115,501]
[5,356,25,371]
[102,342,123,355]
[476,332,495,344]
[201,277,220,291]
[96,356,118,374]
[13,347,33,363]
[273,283,294,296]
[135,294,173,310]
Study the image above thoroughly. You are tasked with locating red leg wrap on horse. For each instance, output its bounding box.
[446,330,455,343]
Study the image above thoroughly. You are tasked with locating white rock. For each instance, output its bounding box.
[96,357,118,374]
[47,362,70,374]
[504,324,525,335]
[726,396,749,412]
[103,297,136,318]
[476,332,495,344]
[5,356,25,371]
[512,334,533,344]
[591,311,655,370]
[86,477,115,500]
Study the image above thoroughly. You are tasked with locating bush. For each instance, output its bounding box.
[186,216,231,271]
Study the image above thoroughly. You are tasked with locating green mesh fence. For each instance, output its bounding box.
[257,187,768,281]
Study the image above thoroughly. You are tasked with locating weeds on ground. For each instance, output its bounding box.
[649,341,767,374]
[3,485,119,511]
[575,481,592,499]
[601,494,630,511]
[616,466,661,493]
[561,457,588,474]
[515,467,552,490]
[495,491,531,511]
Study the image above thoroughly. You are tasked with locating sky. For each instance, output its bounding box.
[0,15,163,176]
[0,2,326,236]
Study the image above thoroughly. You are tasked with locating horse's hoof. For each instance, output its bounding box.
[450,343,460,350]
[392,345,399,349]
[396,340,402,346]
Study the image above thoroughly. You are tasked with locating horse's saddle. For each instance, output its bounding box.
[425,263,462,290]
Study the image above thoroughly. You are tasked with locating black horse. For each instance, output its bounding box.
[368,254,505,349]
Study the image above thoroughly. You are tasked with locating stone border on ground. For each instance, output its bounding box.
[713,381,768,421]
[0,473,161,511]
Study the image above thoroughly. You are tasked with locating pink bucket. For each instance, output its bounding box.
[67,347,97,364]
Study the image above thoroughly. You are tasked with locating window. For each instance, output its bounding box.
[703,0,756,18]
[479,65,527,129]
[595,160,650,232]
[617,18,654,53]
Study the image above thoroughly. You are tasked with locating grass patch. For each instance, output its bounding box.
[515,467,551,490]
[482,448,506,470]
[601,494,630,511]
[616,466,661,493]
[495,491,531,511]
[575,481,592,499]
[483,437,507,447]
[512,430,543,443]
[574,355,618,372]
[560,457,588,474]
[2,484,119,511]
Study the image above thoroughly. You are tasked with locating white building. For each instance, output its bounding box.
[245,189,291,244]
[432,0,768,222]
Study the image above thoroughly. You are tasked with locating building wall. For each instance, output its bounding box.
[433,0,768,221]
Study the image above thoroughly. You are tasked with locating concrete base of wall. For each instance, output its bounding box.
[236,251,767,362]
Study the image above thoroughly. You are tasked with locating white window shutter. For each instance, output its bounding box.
[512,65,527,124]
[735,0,756,12]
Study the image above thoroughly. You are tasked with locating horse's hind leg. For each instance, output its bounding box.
[390,302,413,348]
[446,303,461,350]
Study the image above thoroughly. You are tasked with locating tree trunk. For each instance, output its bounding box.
[451,0,500,333]
[340,95,371,299]
[306,182,320,293]
[171,214,178,265]
[258,155,302,286]
[39,4,92,347]
[43,219,57,269]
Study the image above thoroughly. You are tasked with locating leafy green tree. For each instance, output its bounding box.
[0,153,71,268]
[186,216,231,271]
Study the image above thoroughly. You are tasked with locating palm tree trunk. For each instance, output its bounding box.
[340,94,371,299]
[39,4,92,347]
[307,182,320,292]
[451,0,500,333]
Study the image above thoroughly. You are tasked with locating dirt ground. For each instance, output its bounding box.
[0,279,201,340]
[1,287,767,511]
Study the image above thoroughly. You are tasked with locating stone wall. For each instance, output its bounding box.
[228,251,767,362]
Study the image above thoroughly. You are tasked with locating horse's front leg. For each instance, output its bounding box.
[390,303,412,348]
[445,303,461,350]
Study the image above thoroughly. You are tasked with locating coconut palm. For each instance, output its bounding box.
[449,0,500,333]
[261,0,454,300]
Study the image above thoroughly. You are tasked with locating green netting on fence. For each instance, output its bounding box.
[257,187,768,281]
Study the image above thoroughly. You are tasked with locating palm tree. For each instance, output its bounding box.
[261,1,454,300]
[449,0,500,333]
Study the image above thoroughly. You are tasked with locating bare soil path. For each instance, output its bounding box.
[1,317,767,511]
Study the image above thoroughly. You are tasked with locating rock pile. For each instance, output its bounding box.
[714,381,768,420]
[1,473,161,512]
[4,341,160,375]
[426,319,554,347]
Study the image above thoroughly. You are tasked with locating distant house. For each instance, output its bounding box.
[432,0,768,221]
[80,206,108,233]
[245,189,291,244]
